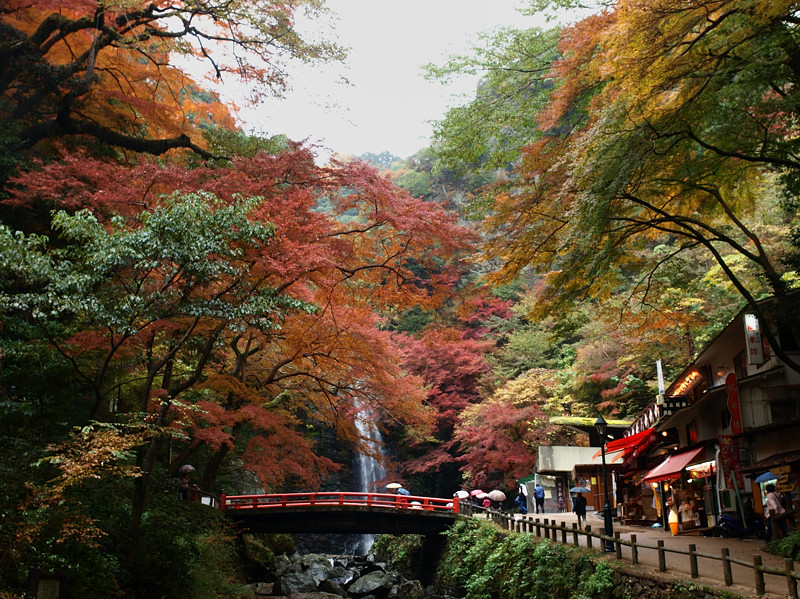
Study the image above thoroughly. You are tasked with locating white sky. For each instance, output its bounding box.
[229,1,566,161]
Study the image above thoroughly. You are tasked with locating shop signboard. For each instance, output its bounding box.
[725,373,743,435]
[744,314,765,365]
[718,435,745,490]
[662,396,690,417]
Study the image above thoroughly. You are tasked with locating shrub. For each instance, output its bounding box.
[764,529,800,560]
[435,519,613,599]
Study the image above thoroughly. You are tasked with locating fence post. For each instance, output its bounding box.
[585,525,592,549]
[689,544,698,579]
[561,522,567,544]
[535,519,541,537]
[722,548,733,586]
[572,523,579,546]
[657,540,666,572]
[753,555,765,596]
[786,558,797,598]
[630,534,638,565]
[615,532,622,559]
[544,519,550,540]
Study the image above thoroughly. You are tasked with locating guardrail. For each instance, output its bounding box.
[458,500,798,598]
[222,492,459,514]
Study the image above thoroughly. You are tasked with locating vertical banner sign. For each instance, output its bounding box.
[656,360,665,395]
[725,373,743,435]
[718,435,744,490]
[743,314,765,365]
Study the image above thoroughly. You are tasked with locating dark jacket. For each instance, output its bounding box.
[573,494,587,516]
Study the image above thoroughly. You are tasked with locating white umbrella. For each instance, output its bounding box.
[453,490,470,499]
[488,490,506,502]
[385,482,402,490]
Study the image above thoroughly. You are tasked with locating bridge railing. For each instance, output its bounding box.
[220,491,458,514]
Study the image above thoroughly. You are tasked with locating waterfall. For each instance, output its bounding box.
[352,402,387,554]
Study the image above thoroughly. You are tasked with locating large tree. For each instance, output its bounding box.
[432,0,800,370]
[0,0,343,158]
[0,148,471,582]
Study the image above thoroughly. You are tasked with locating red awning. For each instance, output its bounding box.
[640,447,706,485]
[592,427,655,462]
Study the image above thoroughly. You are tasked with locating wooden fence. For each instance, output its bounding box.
[458,501,799,598]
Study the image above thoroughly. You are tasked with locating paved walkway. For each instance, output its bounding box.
[494,511,796,598]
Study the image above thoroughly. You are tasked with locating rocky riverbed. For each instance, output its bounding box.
[244,552,462,599]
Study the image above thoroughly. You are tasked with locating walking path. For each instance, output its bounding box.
[496,510,794,598]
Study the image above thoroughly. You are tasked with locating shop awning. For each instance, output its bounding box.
[741,450,800,473]
[640,446,706,485]
[592,427,655,462]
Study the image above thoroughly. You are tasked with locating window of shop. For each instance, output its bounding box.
[779,326,798,351]
[770,401,798,424]
[686,421,698,444]
[733,350,747,380]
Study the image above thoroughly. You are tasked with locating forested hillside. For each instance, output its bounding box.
[2,1,800,597]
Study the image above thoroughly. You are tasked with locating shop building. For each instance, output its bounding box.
[619,301,800,533]
[531,417,631,514]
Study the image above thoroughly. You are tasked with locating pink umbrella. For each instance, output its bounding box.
[469,489,485,497]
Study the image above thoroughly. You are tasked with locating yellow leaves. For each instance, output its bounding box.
[38,422,145,500]
[493,368,558,407]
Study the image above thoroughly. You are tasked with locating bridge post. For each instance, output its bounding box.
[219,494,226,510]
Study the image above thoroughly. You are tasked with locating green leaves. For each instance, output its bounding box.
[1,192,312,333]
[426,26,561,175]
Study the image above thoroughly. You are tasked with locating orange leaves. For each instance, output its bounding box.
[36,422,146,503]
[4,143,473,490]
[1,0,341,156]
[539,11,614,131]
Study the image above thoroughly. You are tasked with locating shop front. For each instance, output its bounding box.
[641,446,715,533]
[743,450,800,520]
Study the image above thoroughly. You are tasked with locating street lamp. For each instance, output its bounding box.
[595,415,615,552]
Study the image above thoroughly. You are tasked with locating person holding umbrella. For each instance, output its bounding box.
[572,492,587,528]
[176,464,199,500]
[488,489,507,510]
[386,482,408,507]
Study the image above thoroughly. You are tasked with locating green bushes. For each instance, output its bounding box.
[435,519,613,599]
[764,528,800,560]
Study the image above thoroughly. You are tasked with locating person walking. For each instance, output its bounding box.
[765,483,788,542]
[573,492,587,528]
[534,483,545,514]
[514,492,528,515]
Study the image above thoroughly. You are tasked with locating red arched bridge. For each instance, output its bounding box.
[218,491,460,535]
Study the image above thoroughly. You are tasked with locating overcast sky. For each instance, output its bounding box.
[229,1,571,161]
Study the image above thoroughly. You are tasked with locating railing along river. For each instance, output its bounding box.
[461,500,799,598]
